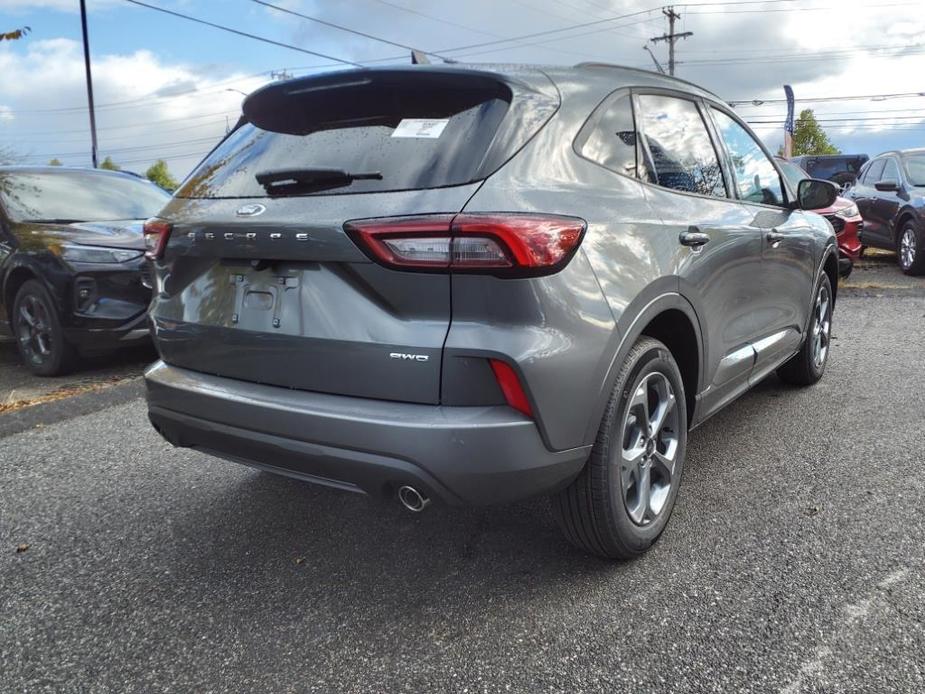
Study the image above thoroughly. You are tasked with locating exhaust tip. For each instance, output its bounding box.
[398,485,431,513]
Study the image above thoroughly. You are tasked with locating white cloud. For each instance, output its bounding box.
[0,37,264,176]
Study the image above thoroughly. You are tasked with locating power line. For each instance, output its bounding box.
[248,0,449,61]
[750,115,925,123]
[681,46,925,66]
[363,0,503,39]
[729,92,925,106]
[121,0,363,67]
[22,136,221,161]
[448,15,658,61]
[684,1,919,12]
[430,6,661,56]
[4,110,238,137]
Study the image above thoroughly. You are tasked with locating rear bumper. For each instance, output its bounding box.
[144,361,590,505]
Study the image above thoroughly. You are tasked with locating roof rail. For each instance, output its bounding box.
[573,62,722,100]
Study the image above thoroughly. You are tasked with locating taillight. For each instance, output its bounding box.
[489,359,533,417]
[345,213,586,275]
[143,218,172,260]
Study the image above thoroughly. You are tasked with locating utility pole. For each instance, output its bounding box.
[649,6,693,77]
[79,0,99,168]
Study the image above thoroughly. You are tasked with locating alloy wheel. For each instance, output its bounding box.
[16,293,54,367]
[618,371,680,526]
[900,227,916,270]
[811,282,832,369]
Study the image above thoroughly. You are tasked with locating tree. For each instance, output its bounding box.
[791,109,840,156]
[145,159,178,191]
[48,158,62,166]
[99,156,121,171]
[0,146,22,165]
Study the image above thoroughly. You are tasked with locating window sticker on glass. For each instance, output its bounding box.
[391,118,449,139]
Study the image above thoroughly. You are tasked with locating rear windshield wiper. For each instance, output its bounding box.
[255,168,382,194]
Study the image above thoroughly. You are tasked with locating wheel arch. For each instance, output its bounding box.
[3,265,40,319]
[894,207,920,242]
[584,290,703,443]
[1,258,67,327]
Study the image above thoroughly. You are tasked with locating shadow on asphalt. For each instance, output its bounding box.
[160,375,791,596]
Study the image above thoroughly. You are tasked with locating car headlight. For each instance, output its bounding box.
[58,245,144,264]
[835,203,860,219]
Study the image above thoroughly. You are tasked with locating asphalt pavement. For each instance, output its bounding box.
[0,337,154,408]
[2,288,925,692]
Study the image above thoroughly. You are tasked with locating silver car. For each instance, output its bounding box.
[144,63,839,558]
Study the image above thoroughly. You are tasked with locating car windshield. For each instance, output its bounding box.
[903,154,925,186]
[0,170,170,223]
[777,159,809,191]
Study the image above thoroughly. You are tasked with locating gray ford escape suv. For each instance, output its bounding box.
[144,64,839,559]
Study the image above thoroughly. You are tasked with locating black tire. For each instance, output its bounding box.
[552,337,687,560]
[896,219,925,276]
[777,273,833,386]
[12,279,76,376]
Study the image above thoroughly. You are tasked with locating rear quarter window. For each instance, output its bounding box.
[575,93,650,181]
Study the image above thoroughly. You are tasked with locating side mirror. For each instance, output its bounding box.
[798,178,838,211]
[874,179,900,192]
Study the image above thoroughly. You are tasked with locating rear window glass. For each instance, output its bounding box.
[176,71,553,199]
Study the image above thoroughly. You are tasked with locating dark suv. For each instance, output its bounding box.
[144,64,839,558]
[0,166,169,374]
[847,149,925,275]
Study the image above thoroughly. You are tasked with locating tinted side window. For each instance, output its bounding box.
[636,94,725,197]
[578,94,649,180]
[881,158,900,182]
[864,159,885,184]
[710,108,784,206]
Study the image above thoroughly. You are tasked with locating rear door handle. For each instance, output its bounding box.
[767,229,786,246]
[679,228,711,248]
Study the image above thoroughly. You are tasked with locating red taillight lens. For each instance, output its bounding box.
[453,215,585,269]
[143,218,172,260]
[489,359,533,417]
[345,213,585,275]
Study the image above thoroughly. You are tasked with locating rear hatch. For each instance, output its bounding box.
[150,66,558,404]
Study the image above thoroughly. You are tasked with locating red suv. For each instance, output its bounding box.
[777,157,863,260]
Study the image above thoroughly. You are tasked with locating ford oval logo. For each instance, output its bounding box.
[235,203,266,217]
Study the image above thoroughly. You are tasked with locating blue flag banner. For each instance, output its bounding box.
[784,84,795,134]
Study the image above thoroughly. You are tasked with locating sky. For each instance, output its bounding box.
[1,0,924,180]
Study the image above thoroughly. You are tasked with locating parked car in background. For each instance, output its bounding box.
[791,154,868,191]
[847,149,925,275]
[144,64,840,559]
[0,166,170,375]
[777,157,863,261]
